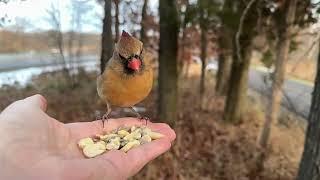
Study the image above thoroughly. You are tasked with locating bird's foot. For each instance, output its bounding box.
[139,116,150,126]
[129,107,149,126]
[101,114,109,128]
[95,114,109,128]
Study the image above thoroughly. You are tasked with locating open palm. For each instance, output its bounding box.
[0,95,176,180]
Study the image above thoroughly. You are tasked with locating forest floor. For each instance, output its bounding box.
[0,68,305,180]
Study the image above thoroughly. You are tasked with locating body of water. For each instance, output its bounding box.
[0,59,99,87]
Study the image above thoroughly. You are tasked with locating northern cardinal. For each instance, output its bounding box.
[97,31,153,126]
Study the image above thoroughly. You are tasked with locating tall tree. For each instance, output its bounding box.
[46,2,75,84]
[224,40,252,122]
[70,0,93,61]
[45,2,68,70]
[215,31,232,96]
[198,0,207,109]
[223,0,258,122]
[259,0,298,147]
[177,0,191,76]
[114,0,120,42]
[100,0,113,73]
[193,0,219,108]
[140,0,148,44]
[158,0,179,127]
[215,1,233,96]
[297,39,320,180]
[46,2,65,63]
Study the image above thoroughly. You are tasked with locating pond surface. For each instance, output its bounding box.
[0,53,99,87]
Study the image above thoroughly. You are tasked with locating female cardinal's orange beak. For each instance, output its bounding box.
[128,58,141,71]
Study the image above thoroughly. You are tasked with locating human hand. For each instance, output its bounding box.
[0,95,176,180]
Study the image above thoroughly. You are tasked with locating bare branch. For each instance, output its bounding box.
[264,73,307,119]
[45,2,68,74]
[290,32,320,74]
[280,84,305,118]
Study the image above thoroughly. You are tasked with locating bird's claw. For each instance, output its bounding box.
[95,114,109,128]
[101,115,109,128]
[139,116,150,126]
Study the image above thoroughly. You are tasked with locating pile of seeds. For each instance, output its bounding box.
[78,125,164,158]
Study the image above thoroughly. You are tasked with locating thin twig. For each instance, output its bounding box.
[236,0,257,62]
[290,33,320,73]
[264,73,308,119]
[280,84,302,117]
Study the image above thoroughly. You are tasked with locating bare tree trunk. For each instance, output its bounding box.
[57,31,66,64]
[140,0,148,44]
[297,41,320,180]
[223,0,258,123]
[55,21,67,74]
[178,0,189,77]
[199,27,207,109]
[216,29,233,96]
[216,53,232,96]
[259,0,297,148]
[259,35,290,147]
[114,0,120,42]
[46,2,70,82]
[179,28,187,77]
[57,29,73,84]
[67,31,76,84]
[100,0,113,73]
[68,31,74,61]
[223,43,252,122]
[198,0,208,109]
[158,0,179,127]
[76,33,83,60]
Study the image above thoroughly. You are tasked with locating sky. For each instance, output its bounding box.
[0,0,158,33]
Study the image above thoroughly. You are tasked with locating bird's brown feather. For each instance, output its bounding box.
[98,65,153,107]
[97,32,153,108]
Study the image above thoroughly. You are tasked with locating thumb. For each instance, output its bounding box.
[23,94,47,112]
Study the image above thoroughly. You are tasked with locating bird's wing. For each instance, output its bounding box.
[96,75,105,100]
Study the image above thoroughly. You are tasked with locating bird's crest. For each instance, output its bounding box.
[116,30,143,58]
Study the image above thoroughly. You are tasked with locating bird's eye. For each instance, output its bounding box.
[138,49,144,59]
[119,53,127,60]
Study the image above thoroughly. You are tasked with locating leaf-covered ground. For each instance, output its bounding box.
[0,69,304,180]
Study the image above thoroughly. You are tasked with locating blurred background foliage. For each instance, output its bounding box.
[1,0,320,179]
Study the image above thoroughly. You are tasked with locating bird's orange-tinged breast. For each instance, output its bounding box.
[100,67,153,107]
